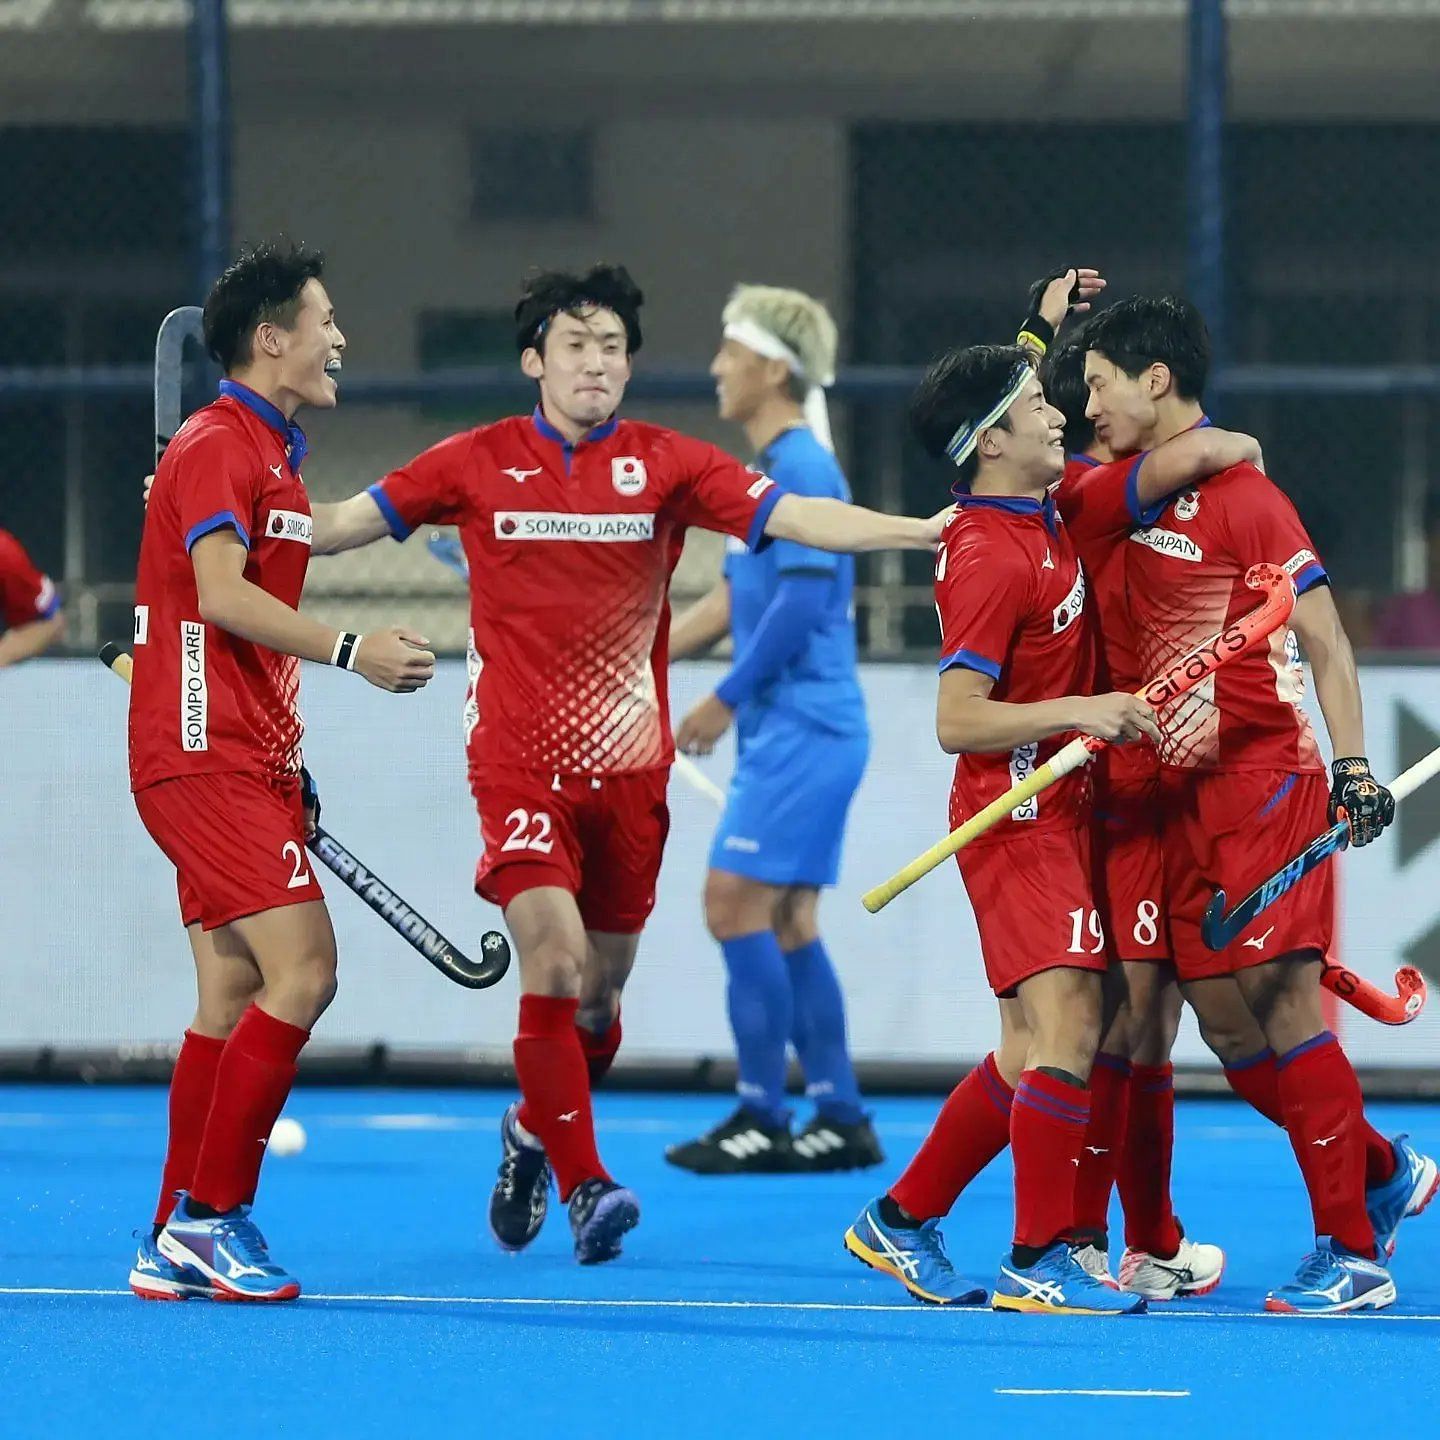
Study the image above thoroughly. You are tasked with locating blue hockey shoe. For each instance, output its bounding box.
[1367,1135,1438,1259]
[843,1199,986,1305]
[157,1193,301,1302]
[1265,1239,1396,1315]
[992,1241,1147,1315]
[128,1229,212,1301]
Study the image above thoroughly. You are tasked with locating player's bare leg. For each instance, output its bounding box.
[130,925,263,1301]
[496,886,639,1264]
[157,900,337,1301]
[992,967,1144,1314]
[576,928,637,1082]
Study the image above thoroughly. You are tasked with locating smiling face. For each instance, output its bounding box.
[1082,351,1166,457]
[521,307,632,431]
[268,278,345,410]
[709,337,788,424]
[980,371,1065,487]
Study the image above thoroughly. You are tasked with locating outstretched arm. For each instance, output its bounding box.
[1133,428,1264,510]
[764,493,948,553]
[0,610,65,667]
[312,493,394,555]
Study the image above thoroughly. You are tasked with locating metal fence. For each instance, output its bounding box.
[2,0,1439,655]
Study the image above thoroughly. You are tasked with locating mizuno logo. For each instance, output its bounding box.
[502,467,542,483]
[1085,1146,1109,1156]
[1313,1135,1339,1148]
[1242,926,1276,951]
[1042,549,1055,570]
[269,463,283,478]
[558,1111,579,1122]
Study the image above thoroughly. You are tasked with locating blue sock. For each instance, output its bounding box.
[721,930,793,1126]
[785,937,865,1124]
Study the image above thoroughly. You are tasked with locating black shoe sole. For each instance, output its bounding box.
[573,1189,641,1265]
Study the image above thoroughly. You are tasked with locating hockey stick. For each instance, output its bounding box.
[154,306,205,459]
[1196,746,1440,1024]
[100,642,511,990]
[862,562,1297,913]
[425,530,729,808]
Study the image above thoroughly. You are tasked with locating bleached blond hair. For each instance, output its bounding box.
[722,284,838,389]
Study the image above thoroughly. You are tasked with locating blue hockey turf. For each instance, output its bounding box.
[3,1089,1438,1439]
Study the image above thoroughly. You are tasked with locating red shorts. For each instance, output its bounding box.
[1162,768,1333,981]
[1094,766,1169,964]
[956,827,1108,997]
[471,766,670,934]
[134,770,323,931]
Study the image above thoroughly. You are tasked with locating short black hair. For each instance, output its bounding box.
[1040,333,1093,453]
[909,343,1028,489]
[1083,295,1209,402]
[514,263,644,357]
[202,239,326,372]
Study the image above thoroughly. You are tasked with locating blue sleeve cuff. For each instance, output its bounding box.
[938,648,1002,681]
[1295,563,1328,595]
[1126,453,1168,527]
[367,482,413,541]
[37,585,61,619]
[744,482,785,553]
[184,510,251,552]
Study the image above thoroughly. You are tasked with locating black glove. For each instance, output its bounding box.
[300,765,322,831]
[1016,268,1083,359]
[1329,757,1394,848]
[1026,267,1083,316]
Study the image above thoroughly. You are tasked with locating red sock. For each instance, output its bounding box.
[890,1053,1013,1220]
[1276,1032,1375,1257]
[513,994,608,1200]
[577,1009,623,1087]
[1072,1053,1131,1238]
[1012,1070,1090,1250]
[1365,1127,1398,1188]
[1223,1048,1283,1125]
[153,1030,226,1227]
[1118,1062,1182,1257]
[1227,1044,1395,1187]
[189,1005,309,1214]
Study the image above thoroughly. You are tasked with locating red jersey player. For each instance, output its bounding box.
[844,343,1158,1315]
[1044,331,1265,1300]
[1084,296,1433,1314]
[309,264,945,1264]
[0,527,64,666]
[128,242,435,1303]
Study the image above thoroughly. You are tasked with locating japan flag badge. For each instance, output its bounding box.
[612,457,647,496]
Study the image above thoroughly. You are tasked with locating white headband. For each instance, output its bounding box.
[723,318,836,452]
[945,362,1032,468]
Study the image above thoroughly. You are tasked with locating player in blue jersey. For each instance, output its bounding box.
[665,285,881,1174]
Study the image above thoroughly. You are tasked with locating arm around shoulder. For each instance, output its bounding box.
[764,492,948,553]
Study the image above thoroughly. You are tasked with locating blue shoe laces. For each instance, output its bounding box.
[217,1215,276,1272]
[1291,1249,1339,1288]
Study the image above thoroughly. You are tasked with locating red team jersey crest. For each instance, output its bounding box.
[0,527,61,632]
[370,409,784,778]
[934,492,1097,841]
[129,386,313,792]
[1122,459,1327,773]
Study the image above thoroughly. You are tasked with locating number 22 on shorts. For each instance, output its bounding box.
[282,840,314,890]
[502,808,555,855]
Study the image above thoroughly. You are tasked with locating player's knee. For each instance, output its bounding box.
[519,935,585,997]
[283,950,339,1024]
[703,874,770,942]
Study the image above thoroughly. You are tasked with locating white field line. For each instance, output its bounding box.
[997,1389,1190,1397]
[2,1287,1439,1320]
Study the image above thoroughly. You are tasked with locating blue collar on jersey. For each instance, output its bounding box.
[530,405,619,449]
[218,380,309,472]
[756,424,810,471]
[953,490,1060,535]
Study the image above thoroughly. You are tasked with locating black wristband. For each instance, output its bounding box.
[1016,312,1057,356]
[330,631,362,672]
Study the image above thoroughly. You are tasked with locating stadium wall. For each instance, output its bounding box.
[4,658,1439,1090]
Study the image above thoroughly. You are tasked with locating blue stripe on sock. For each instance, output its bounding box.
[1015,1082,1089,1126]
[978,1058,1013,1117]
[1275,1030,1337,1070]
[1224,1046,1276,1074]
